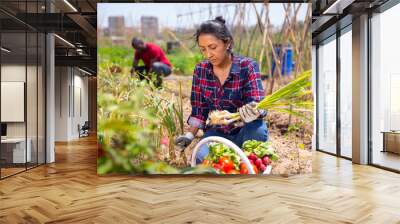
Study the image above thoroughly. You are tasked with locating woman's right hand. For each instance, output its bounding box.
[174,132,195,151]
[238,101,261,123]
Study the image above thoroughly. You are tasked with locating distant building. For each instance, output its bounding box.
[140,16,159,38]
[103,28,110,37]
[108,16,125,45]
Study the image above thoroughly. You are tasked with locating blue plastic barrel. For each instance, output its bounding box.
[271,44,293,77]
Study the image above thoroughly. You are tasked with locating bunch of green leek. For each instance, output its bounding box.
[208,70,312,126]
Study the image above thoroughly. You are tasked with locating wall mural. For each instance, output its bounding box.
[97,2,313,175]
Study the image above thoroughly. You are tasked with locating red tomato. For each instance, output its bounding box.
[240,167,248,174]
[239,162,259,174]
[218,157,234,173]
[212,163,222,171]
[239,162,247,170]
[239,162,249,174]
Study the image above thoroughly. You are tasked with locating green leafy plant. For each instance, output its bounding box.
[161,102,177,160]
[97,50,181,174]
[173,81,185,135]
[168,51,202,75]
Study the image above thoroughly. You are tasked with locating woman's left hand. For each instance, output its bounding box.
[238,102,260,123]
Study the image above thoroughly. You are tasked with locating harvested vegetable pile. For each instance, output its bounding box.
[200,140,278,175]
[203,143,241,173]
[242,140,279,173]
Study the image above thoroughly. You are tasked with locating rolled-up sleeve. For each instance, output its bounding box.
[187,65,209,129]
[243,61,267,117]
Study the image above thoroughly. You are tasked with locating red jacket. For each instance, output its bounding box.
[134,43,171,69]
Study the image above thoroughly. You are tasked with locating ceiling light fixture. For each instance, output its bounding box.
[54,34,75,48]
[322,0,355,15]
[76,48,86,55]
[1,47,11,53]
[63,0,78,12]
[78,67,92,76]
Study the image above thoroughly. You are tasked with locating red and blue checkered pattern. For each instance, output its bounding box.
[188,54,266,134]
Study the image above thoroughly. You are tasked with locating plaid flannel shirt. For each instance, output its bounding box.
[188,54,266,134]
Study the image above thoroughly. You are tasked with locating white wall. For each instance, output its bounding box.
[1,64,46,164]
[54,67,89,141]
[1,65,26,139]
[55,66,69,141]
[1,65,34,138]
[1,65,26,81]
[72,73,89,138]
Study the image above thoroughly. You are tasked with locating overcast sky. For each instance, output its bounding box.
[98,3,309,29]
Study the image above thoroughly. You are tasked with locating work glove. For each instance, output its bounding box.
[174,132,194,151]
[238,101,261,123]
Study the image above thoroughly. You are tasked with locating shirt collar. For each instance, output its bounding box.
[230,54,241,74]
[206,54,241,77]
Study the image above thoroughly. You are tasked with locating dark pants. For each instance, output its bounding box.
[134,62,171,87]
[195,119,269,164]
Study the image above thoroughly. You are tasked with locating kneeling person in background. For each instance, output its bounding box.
[130,37,172,87]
